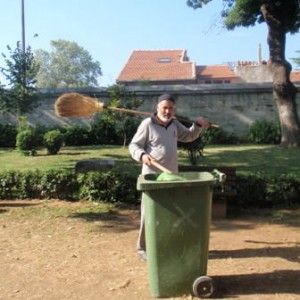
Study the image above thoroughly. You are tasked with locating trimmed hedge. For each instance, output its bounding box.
[0,170,299,209]
[0,169,140,204]
[235,172,300,209]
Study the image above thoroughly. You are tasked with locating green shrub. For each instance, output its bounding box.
[203,127,239,145]
[247,119,281,144]
[62,126,93,146]
[179,127,240,165]
[39,170,79,200]
[0,170,139,203]
[265,173,300,208]
[179,136,205,165]
[77,171,139,204]
[0,124,17,148]
[15,129,38,156]
[234,172,300,210]
[91,119,120,145]
[43,130,64,155]
[0,171,18,199]
[34,124,54,147]
[1,169,299,209]
[235,174,268,208]
[17,170,43,199]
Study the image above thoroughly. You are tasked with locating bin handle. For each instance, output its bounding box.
[211,169,227,183]
[151,160,172,174]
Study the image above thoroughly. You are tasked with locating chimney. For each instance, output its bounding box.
[258,43,262,65]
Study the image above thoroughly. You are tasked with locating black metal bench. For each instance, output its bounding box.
[178,165,237,218]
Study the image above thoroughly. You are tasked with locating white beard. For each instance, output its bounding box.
[159,115,172,123]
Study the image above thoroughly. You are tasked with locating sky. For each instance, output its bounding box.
[0,0,299,87]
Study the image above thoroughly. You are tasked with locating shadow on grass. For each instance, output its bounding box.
[69,206,140,233]
[0,201,41,214]
[0,201,41,208]
[58,152,90,156]
[213,269,300,298]
[101,153,128,160]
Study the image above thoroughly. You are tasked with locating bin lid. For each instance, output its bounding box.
[137,171,216,191]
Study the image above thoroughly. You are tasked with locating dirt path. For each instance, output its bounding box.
[0,200,299,300]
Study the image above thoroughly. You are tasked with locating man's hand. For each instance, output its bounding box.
[141,153,152,166]
[195,117,212,128]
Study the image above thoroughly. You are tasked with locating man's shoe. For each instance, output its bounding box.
[138,250,147,261]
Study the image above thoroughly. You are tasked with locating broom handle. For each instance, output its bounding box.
[151,160,173,174]
[105,106,219,128]
[176,117,219,128]
[106,106,152,117]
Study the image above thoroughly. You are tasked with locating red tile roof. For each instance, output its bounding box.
[117,50,196,82]
[291,70,300,82]
[196,65,237,79]
[116,49,299,84]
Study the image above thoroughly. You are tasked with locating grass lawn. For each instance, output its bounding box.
[0,145,133,172]
[1,144,299,176]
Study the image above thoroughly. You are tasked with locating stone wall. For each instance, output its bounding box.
[1,83,299,138]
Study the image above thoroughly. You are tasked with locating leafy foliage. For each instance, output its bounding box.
[15,116,38,156]
[247,119,281,144]
[291,50,300,69]
[43,129,64,155]
[179,124,240,165]
[0,124,17,147]
[104,84,144,146]
[0,42,40,115]
[90,119,119,145]
[16,129,37,156]
[0,168,299,208]
[201,127,239,145]
[235,172,300,210]
[187,0,300,33]
[179,136,205,165]
[61,126,93,146]
[34,39,102,88]
[0,169,139,204]
[186,0,300,148]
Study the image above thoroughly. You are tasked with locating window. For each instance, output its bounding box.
[158,58,171,63]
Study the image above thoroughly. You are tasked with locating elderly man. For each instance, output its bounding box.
[129,93,211,261]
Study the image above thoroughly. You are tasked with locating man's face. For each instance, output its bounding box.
[157,100,175,123]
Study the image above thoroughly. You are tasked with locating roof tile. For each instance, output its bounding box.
[117,50,195,82]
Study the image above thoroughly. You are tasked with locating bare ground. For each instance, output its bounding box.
[0,200,299,300]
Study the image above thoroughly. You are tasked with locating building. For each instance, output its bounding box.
[116,49,300,85]
[116,49,243,86]
[196,65,242,84]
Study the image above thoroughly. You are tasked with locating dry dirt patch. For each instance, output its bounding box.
[0,200,299,300]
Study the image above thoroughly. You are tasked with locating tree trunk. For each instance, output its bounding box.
[261,3,300,148]
[272,63,300,147]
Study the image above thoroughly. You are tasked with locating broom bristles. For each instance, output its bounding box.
[54,93,104,117]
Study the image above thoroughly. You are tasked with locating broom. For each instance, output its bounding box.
[54,92,220,127]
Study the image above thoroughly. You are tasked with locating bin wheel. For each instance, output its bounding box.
[192,276,215,298]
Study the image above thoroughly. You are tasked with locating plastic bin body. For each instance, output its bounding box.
[137,172,215,297]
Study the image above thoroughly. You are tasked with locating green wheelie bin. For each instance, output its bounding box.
[137,171,218,298]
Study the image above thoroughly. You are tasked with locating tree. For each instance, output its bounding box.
[291,50,300,69]
[0,42,40,115]
[103,84,143,147]
[35,39,102,88]
[187,0,300,148]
